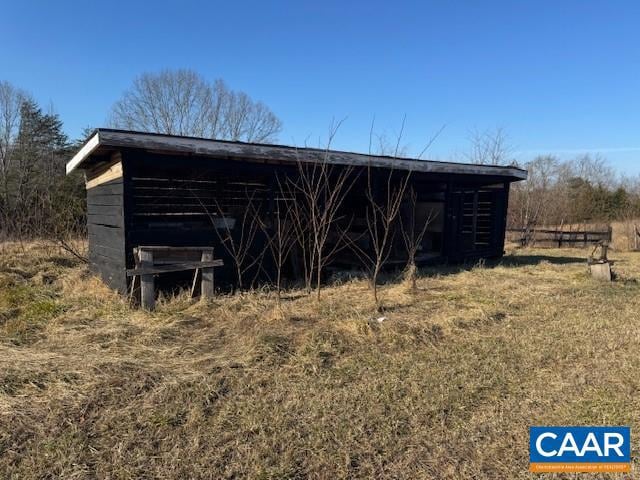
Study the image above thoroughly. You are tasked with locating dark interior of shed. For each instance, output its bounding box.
[119,151,507,295]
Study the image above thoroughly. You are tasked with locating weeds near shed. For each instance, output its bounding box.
[2,242,640,478]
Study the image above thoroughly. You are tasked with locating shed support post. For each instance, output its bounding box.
[139,249,155,310]
[201,249,214,298]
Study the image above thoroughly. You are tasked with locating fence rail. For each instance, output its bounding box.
[507,226,612,248]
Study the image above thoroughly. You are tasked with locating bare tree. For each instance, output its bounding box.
[509,155,560,231]
[371,130,410,157]
[466,127,513,165]
[400,187,435,292]
[289,119,359,300]
[571,153,616,187]
[192,187,268,291]
[260,177,297,307]
[287,186,313,292]
[0,81,25,179]
[359,166,410,309]
[506,152,640,248]
[110,69,282,143]
[347,118,444,308]
[214,192,269,291]
[0,82,27,235]
[347,120,411,310]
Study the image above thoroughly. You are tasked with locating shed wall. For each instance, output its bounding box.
[86,157,128,293]
[84,149,514,293]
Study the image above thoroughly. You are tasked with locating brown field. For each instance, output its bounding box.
[1,242,640,479]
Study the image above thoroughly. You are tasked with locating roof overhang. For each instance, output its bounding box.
[66,131,101,174]
[66,129,528,181]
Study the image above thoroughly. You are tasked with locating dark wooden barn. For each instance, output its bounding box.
[67,129,527,295]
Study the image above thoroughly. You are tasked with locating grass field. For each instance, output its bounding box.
[1,242,640,479]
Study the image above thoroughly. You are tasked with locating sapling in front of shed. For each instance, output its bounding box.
[66,129,527,295]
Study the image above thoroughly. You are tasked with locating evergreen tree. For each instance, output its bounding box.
[1,97,85,239]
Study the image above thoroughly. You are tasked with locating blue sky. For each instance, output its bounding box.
[2,1,639,173]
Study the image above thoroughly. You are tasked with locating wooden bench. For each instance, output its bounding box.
[127,246,223,310]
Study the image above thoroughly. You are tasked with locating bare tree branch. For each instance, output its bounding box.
[400,187,435,292]
[288,118,359,300]
[110,69,282,143]
[466,127,513,165]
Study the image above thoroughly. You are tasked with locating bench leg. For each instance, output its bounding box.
[139,249,155,310]
[201,250,214,298]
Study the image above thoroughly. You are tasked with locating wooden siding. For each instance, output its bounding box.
[121,151,278,286]
[82,148,515,294]
[86,161,123,189]
[444,183,509,262]
[86,165,127,292]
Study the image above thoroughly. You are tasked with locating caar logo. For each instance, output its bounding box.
[530,426,630,473]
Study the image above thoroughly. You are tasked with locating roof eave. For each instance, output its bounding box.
[66,129,528,180]
[66,131,100,174]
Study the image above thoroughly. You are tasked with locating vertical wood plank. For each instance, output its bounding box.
[471,190,478,250]
[497,182,510,255]
[443,181,453,260]
[201,249,214,298]
[139,249,155,310]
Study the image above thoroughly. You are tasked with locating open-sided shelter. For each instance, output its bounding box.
[67,129,527,294]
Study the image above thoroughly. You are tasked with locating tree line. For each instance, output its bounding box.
[0,70,282,245]
[508,154,640,229]
[465,127,640,229]
[2,69,639,259]
[0,81,85,247]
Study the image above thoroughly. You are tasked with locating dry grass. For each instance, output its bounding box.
[2,242,640,479]
[610,220,640,252]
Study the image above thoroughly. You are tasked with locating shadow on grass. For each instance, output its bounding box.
[412,253,587,280]
[499,254,586,267]
[323,251,587,286]
[281,293,309,302]
[153,253,589,301]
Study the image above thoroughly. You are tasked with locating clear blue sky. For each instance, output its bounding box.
[2,1,639,173]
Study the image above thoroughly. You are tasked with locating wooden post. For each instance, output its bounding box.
[139,249,155,310]
[201,248,214,299]
[129,248,140,304]
[608,225,613,244]
[190,268,201,298]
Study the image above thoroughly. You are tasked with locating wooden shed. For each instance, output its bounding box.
[67,129,527,294]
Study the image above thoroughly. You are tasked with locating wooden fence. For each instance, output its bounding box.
[507,226,613,248]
